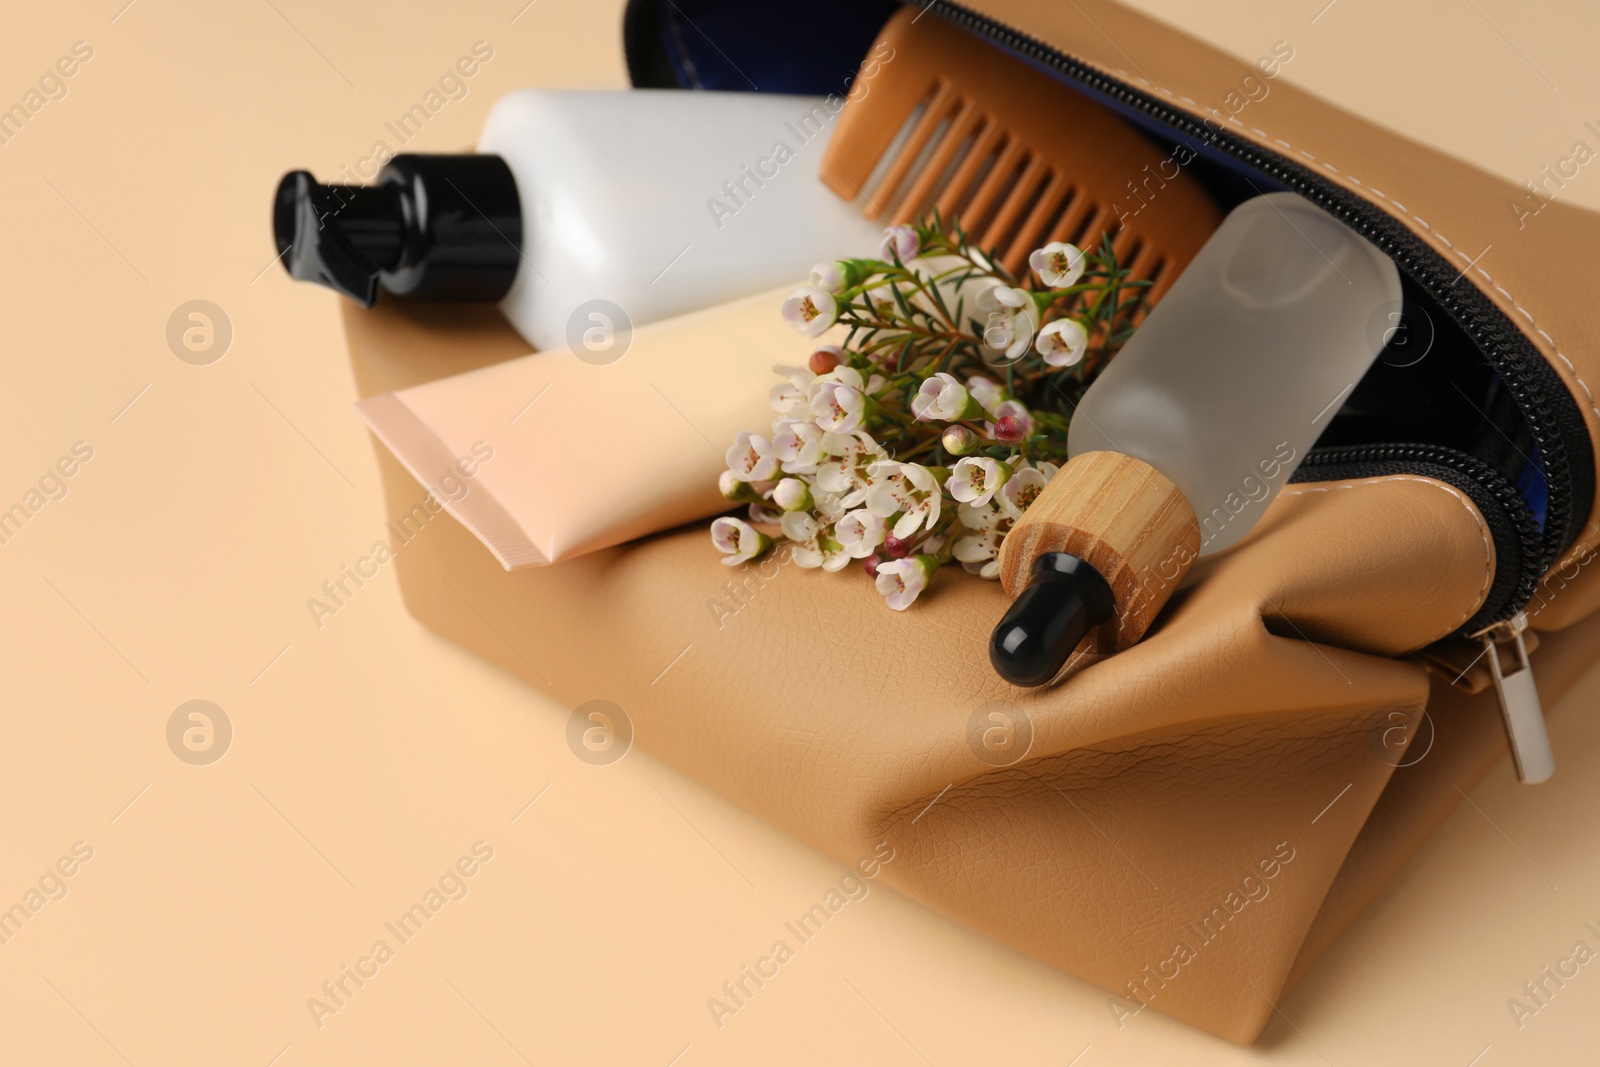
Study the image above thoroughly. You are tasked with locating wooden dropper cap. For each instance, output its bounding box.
[992,451,1201,686]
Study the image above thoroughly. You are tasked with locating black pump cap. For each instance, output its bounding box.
[990,553,1115,687]
[273,153,522,306]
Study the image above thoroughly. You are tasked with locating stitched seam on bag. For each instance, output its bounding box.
[1100,67,1600,427]
[1281,476,1492,637]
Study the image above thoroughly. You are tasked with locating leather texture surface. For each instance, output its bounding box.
[345,299,1544,1043]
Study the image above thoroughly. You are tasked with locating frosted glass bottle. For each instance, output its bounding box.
[1067,192,1402,554]
[992,193,1402,688]
[275,90,885,351]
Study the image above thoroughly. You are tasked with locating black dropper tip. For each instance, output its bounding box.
[272,153,522,306]
[990,553,1115,687]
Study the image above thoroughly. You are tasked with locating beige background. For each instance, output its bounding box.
[1,0,1597,1063]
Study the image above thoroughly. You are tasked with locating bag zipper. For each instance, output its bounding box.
[1473,612,1555,783]
[924,0,1593,600]
[1283,427,1554,784]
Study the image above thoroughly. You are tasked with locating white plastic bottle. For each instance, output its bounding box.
[274,90,885,351]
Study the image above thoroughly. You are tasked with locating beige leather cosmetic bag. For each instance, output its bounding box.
[340,0,1600,1043]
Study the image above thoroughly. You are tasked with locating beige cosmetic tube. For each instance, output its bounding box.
[355,286,813,568]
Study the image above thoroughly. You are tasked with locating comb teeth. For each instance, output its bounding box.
[854,81,1168,291]
[820,10,1217,308]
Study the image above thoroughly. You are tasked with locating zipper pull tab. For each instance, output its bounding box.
[1479,613,1554,784]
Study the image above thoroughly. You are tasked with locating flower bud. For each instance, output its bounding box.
[879,225,920,263]
[719,470,759,503]
[883,534,912,559]
[808,346,842,376]
[942,425,978,455]
[772,477,813,512]
[810,261,847,293]
[993,415,1025,444]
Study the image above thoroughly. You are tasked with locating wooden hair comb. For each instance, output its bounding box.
[821,8,1218,300]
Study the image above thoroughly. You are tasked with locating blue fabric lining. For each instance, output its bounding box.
[653,0,901,95]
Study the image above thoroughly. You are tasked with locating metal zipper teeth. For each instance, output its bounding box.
[1294,443,1543,628]
[928,0,1591,579]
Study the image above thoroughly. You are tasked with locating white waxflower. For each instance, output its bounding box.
[835,509,887,558]
[814,431,885,507]
[953,525,1002,564]
[948,455,1009,508]
[880,224,919,263]
[865,461,942,540]
[810,261,847,293]
[725,430,776,482]
[874,555,936,611]
[810,487,848,521]
[965,375,1005,416]
[769,364,814,415]
[772,420,824,472]
[817,537,853,571]
[781,510,818,543]
[980,286,1038,362]
[781,286,837,337]
[954,503,1006,580]
[958,498,1001,532]
[783,512,849,571]
[780,511,822,568]
[999,464,1050,519]
[772,477,813,512]
[769,380,806,415]
[809,366,867,433]
[1029,241,1086,288]
[1036,317,1088,367]
[910,372,978,422]
[710,516,771,566]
